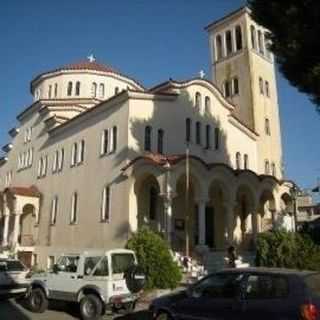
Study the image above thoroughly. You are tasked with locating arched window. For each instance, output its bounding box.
[226,30,233,55]
[265,118,270,135]
[101,129,109,155]
[149,186,158,220]
[58,148,64,171]
[54,83,58,97]
[224,81,231,98]
[101,186,111,222]
[265,81,270,97]
[71,143,77,166]
[265,32,272,59]
[37,158,42,177]
[205,125,211,149]
[258,30,264,54]
[157,129,164,154]
[195,92,201,110]
[259,77,264,94]
[78,140,85,163]
[144,126,152,151]
[186,118,192,143]
[114,87,119,95]
[70,192,78,224]
[67,81,73,96]
[271,162,276,176]
[236,152,241,169]
[111,126,117,152]
[244,154,249,169]
[214,127,220,150]
[265,160,270,174]
[235,25,242,51]
[205,96,211,113]
[48,85,52,99]
[216,35,223,60]
[250,25,256,49]
[75,81,81,96]
[99,83,105,98]
[53,150,59,173]
[233,77,239,95]
[50,196,58,225]
[91,82,97,97]
[42,155,48,177]
[196,121,201,145]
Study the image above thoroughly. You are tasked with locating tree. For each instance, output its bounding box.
[248,0,320,111]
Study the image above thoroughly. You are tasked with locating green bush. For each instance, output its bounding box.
[126,227,182,289]
[256,230,320,271]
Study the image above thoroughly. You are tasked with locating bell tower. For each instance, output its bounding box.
[205,7,283,179]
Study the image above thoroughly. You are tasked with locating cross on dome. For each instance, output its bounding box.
[87,54,96,63]
[199,70,206,79]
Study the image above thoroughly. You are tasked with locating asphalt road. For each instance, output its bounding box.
[0,299,152,320]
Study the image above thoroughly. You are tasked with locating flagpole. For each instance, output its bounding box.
[185,143,190,257]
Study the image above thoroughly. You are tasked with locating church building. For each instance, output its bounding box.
[0,7,295,268]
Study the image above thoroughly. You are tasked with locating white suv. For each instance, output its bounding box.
[26,249,145,320]
[0,258,31,299]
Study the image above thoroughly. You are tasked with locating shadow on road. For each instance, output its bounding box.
[114,310,152,320]
[0,299,31,320]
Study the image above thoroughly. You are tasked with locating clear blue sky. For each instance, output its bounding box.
[0,0,319,195]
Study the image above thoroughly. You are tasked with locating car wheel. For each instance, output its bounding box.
[27,288,48,313]
[156,311,173,320]
[80,294,103,320]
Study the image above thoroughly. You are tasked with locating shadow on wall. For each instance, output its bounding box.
[119,88,231,167]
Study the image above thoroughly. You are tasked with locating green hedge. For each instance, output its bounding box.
[256,230,320,271]
[126,227,182,289]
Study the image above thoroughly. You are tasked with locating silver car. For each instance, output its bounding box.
[0,258,31,299]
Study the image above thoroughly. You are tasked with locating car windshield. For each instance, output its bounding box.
[0,259,26,272]
[304,274,320,296]
[111,253,135,274]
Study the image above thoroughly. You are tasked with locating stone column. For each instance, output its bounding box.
[12,213,21,246]
[163,196,174,244]
[197,199,207,246]
[2,214,10,247]
[224,201,236,245]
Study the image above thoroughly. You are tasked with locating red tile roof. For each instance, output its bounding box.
[31,60,145,91]
[5,186,41,198]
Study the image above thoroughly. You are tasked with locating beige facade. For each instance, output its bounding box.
[0,8,295,268]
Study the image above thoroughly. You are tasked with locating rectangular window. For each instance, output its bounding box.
[70,193,78,224]
[186,118,192,143]
[196,122,201,145]
[101,186,111,222]
[78,140,85,164]
[215,127,220,150]
[58,148,64,171]
[51,197,58,225]
[205,125,211,149]
[111,126,117,152]
[101,130,109,155]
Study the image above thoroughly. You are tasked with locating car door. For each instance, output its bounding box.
[240,273,291,320]
[173,272,245,320]
[47,255,84,301]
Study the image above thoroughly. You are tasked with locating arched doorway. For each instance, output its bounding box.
[235,185,256,249]
[208,181,229,250]
[19,204,36,246]
[172,174,201,253]
[135,174,164,233]
[258,190,276,232]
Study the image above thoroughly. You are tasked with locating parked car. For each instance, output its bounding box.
[0,258,31,299]
[25,249,146,320]
[150,267,320,320]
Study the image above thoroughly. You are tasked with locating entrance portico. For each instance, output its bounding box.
[125,153,296,256]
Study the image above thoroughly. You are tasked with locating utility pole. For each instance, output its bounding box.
[185,145,190,257]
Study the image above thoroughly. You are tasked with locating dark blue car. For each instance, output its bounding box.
[150,268,320,320]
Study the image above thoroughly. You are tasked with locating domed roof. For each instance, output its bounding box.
[31,58,145,91]
[48,60,118,74]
